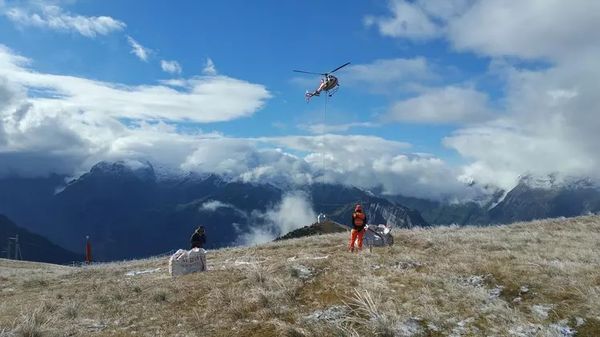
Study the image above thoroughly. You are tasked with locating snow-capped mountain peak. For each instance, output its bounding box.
[518,173,598,190]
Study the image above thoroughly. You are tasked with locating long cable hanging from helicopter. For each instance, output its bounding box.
[292,62,351,212]
[323,92,328,184]
[293,62,350,184]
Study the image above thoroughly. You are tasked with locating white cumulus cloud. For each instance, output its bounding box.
[364,0,441,40]
[160,60,182,75]
[202,58,217,76]
[387,86,492,124]
[4,4,125,38]
[126,36,151,62]
[0,45,270,123]
[367,0,600,61]
[444,59,600,190]
[366,0,600,191]
[343,57,438,94]
[447,0,600,61]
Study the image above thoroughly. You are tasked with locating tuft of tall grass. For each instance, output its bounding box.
[344,289,397,336]
[11,307,52,337]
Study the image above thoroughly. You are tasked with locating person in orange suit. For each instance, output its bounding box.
[349,204,367,252]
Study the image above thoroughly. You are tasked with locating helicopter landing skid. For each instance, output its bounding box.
[327,86,339,97]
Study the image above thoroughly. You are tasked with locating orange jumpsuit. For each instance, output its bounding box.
[349,210,366,252]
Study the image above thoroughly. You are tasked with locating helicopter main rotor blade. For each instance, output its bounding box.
[329,62,351,74]
[293,70,324,75]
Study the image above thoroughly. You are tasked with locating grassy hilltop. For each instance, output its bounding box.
[1,216,600,336]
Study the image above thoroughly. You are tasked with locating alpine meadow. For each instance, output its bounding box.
[1,1,600,336]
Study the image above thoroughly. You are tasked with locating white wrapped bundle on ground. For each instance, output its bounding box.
[168,248,207,276]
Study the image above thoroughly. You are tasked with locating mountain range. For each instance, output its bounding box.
[0,161,427,261]
[488,174,600,224]
[0,161,598,262]
[392,174,600,226]
[0,214,81,264]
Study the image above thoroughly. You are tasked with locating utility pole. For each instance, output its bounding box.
[14,234,22,260]
[7,235,22,260]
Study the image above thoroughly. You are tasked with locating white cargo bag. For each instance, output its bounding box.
[168,248,207,276]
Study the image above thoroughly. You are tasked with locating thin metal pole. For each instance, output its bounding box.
[15,234,22,260]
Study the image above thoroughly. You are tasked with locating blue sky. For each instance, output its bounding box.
[0,1,482,152]
[1,0,599,199]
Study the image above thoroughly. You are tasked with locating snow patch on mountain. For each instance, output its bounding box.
[88,160,156,181]
[519,173,599,190]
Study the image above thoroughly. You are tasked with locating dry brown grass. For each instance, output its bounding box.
[1,215,600,336]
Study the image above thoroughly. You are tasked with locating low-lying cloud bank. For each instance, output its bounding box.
[237,192,317,246]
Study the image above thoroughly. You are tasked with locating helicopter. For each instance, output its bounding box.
[293,62,350,101]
